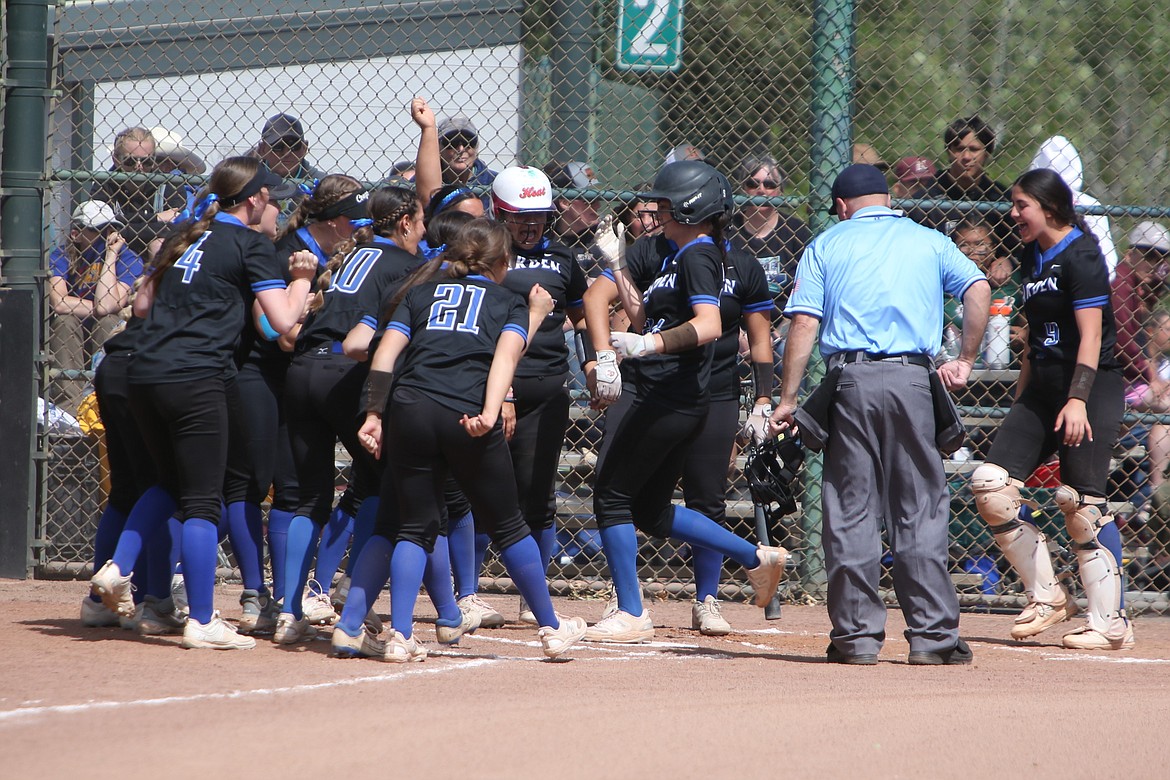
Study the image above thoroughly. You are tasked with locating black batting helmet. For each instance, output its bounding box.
[639,161,732,225]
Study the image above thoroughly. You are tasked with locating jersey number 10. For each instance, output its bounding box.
[427,283,485,335]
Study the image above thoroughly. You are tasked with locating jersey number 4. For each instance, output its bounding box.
[428,283,485,335]
[175,232,211,284]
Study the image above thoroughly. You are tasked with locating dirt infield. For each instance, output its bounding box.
[2,579,1168,779]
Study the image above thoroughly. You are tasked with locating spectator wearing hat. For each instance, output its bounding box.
[251,113,324,225]
[771,163,988,665]
[1114,221,1170,394]
[436,114,497,194]
[923,115,1016,258]
[730,154,811,313]
[150,126,206,175]
[892,156,936,200]
[662,141,705,167]
[92,127,193,258]
[48,201,144,412]
[546,160,608,276]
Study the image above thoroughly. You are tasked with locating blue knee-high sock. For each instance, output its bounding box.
[337,534,393,636]
[599,524,643,615]
[448,512,477,600]
[181,518,220,624]
[313,505,354,591]
[168,516,183,575]
[281,515,320,619]
[389,541,428,638]
[111,485,177,574]
[225,501,266,591]
[669,505,758,569]
[473,532,491,583]
[424,535,461,626]
[92,505,128,594]
[692,545,724,602]
[346,498,379,577]
[500,535,557,628]
[143,520,174,600]
[267,508,294,602]
[1099,521,1126,610]
[535,525,558,572]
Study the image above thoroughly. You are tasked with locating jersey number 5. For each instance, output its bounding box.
[428,283,485,335]
[175,232,211,284]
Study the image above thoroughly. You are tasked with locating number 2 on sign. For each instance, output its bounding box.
[630,0,669,58]
[175,232,211,284]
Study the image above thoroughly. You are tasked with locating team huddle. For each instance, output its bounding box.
[81,98,1132,664]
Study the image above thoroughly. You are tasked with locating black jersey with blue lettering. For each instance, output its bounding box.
[502,238,587,378]
[297,237,421,351]
[635,237,725,413]
[709,249,772,401]
[235,228,323,370]
[1019,229,1119,369]
[601,233,671,390]
[388,275,530,415]
[129,213,287,383]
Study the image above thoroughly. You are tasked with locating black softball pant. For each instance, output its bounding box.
[988,362,1124,496]
[222,361,298,512]
[681,397,740,527]
[94,352,156,514]
[510,372,570,532]
[593,396,706,538]
[376,387,529,553]
[129,374,235,522]
[285,350,381,526]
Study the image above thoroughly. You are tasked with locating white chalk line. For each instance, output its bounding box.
[990,645,1170,664]
[0,657,498,726]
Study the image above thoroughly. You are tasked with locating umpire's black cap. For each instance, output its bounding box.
[829,163,889,216]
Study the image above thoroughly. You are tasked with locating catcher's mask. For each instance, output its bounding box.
[746,433,804,515]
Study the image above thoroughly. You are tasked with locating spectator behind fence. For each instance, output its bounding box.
[150,126,206,175]
[923,115,1017,259]
[92,127,192,258]
[893,156,936,199]
[251,113,324,221]
[1113,221,1170,394]
[48,201,143,413]
[941,216,1021,366]
[547,160,606,276]
[613,183,658,241]
[662,141,704,167]
[730,153,811,312]
[436,114,497,204]
[1139,310,1170,592]
[1030,135,1118,277]
[852,142,889,172]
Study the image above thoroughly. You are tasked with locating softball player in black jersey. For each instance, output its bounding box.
[90,157,315,650]
[446,166,590,627]
[222,174,368,633]
[274,186,424,643]
[580,161,786,644]
[336,218,587,661]
[970,168,1131,649]
[586,225,776,635]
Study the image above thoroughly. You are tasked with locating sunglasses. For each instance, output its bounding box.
[744,178,780,191]
[441,133,477,150]
[116,155,157,170]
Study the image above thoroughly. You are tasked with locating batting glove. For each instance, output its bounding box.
[744,401,774,446]
[594,349,622,402]
[611,331,658,359]
[593,214,627,272]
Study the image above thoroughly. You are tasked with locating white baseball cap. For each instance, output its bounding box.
[1129,221,1170,253]
[71,200,123,230]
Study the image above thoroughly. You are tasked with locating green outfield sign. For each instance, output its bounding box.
[616,0,684,73]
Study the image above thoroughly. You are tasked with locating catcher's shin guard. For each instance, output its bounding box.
[971,463,1064,605]
[1053,485,1127,640]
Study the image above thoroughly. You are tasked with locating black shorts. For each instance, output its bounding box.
[988,362,1124,496]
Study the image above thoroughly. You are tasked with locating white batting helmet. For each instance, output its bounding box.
[492,166,555,217]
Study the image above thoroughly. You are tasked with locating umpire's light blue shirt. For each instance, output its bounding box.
[785,206,986,358]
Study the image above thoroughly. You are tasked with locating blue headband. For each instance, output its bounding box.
[433,187,473,216]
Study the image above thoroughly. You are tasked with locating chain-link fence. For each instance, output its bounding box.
[35,1,1170,612]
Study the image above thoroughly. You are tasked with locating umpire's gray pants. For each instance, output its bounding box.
[822,361,960,656]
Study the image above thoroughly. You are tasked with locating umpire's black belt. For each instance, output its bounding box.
[829,351,932,370]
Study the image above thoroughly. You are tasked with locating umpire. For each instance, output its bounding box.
[770,164,990,665]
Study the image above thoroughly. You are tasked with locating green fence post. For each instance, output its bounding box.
[548,0,594,162]
[0,0,52,578]
[798,0,855,596]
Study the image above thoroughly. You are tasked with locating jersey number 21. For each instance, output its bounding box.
[428,283,485,335]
